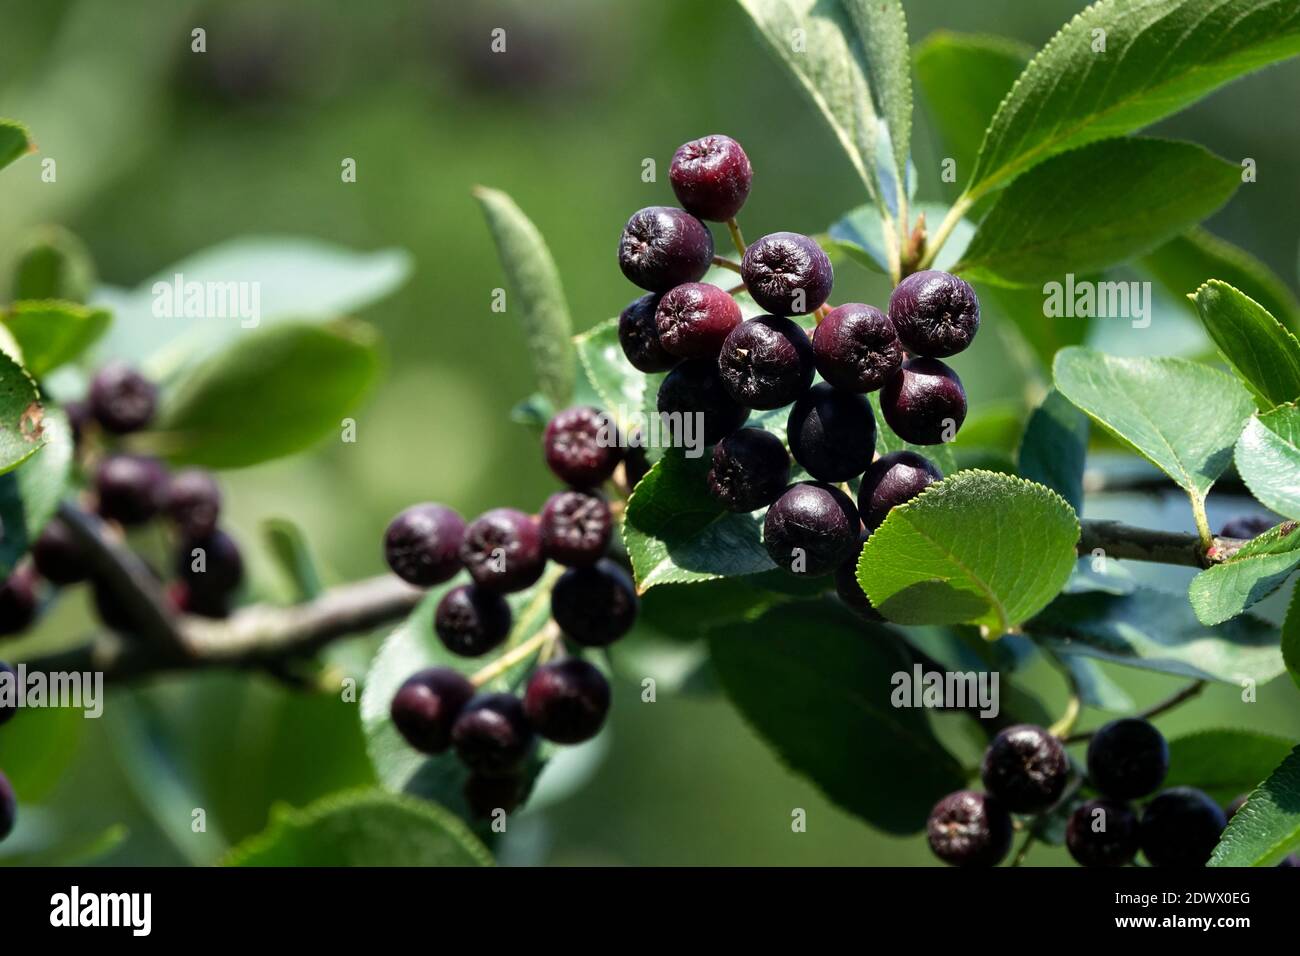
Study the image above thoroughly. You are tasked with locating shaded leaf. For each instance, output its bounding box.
[1210,745,1300,867]
[8,225,96,303]
[1165,729,1296,804]
[1017,389,1090,515]
[1191,280,1300,407]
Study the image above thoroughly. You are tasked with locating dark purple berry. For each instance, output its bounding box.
[551,558,638,646]
[927,790,1013,867]
[1219,514,1276,540]
[524,657,611,743]
[618,293,675,373]
[763,481,860,576]
[707,427,790,512]
[176,529,243,599]
[655,282,742,358]
[31,518,90,585]
[163,468,222,540]
[543,407,622,488]
[740,232,833,316]
[539,490,612,566]
[981,724,1070,814]
[657,358,750,445]
[451,693,537,777]
[0,771,15,842]
[618,206,714,293]
[858,451,943,531]
[383,503,465,587]
[880,358,967,446]
[459,508,546,594]
[435,584,512,657]
[669,134,752,221]
[464,774,524,818]
[717,315,815,409]
[834,533,883,620]
[1066,799,1140,867]
[170,581,231,620]
[888,269,980,357]
[787,383,876,482]
[64,399,90,447]
[0,661,17,726]
[811,303,903,392]
[623,445,650,488]
[1087,718,1169,800]
[1140,787,1226,867]
[95,454,166,526]
[88,361,157,434]
[0,566,38,637]
[390,667,475,754]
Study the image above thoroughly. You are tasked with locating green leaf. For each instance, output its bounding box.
[150,320,380,469]
[1190,281,1300,407]
[574,316,659,437]
[222,788,493,867]
[1062,655,1135,713]
[262,517,323,600]
[1236,404,1300,518]
[0,119,33,172]
[8,225,96,303]
[1210,745,1300,867]
[1283,584,1300,690]
[709,600,965,834]
[473,186,576,411]
[1017,389,1090,515]
[865,391,958,474]
[2,301,110,378]
[1053,347,1255,503]
[964,0,1300,201]
[1189,521,1300,624]
[0,350,47,474]
[0,406,72,577]
[1164,729,1297,804]
[829,201,973,275]
[955,139,1239,286]
[857,471,1080,634]
[841,0,912,208]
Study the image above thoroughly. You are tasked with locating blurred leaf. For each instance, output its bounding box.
[473,186,576,411]
[1283,584,1300,690]
[841,0,912,210]
[709,600,965,834]
[262,517,323,600]
[0,703,84,803]
[1062,656,1135,713]
[0,406,71,577]
[1190,281,1300,407]
[151,320,380,469]
[8,225,96,303]
[857,471,1079,634]
[0,119,32,173]
[830,201,972,275]
[1236,404,1300,518]
[1017,389,1089,515]
[1211,745,1300,867]
[981,280,1091,370]
[1189,521,1300,625]
[0,350,46,474]
[1165,729,1296,804]
[2,300,110,378]
[574,317,656,436]
[222,788,492,867]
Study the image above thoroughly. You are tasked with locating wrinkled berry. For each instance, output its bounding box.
[390,667,475,754]
[89,361,157,434]
[880,358,967,446]
[435,584,512,657]
[1140,787,1226,867]
[1066,799,1140,867]
[1087,718,1169,800]
[544,407,622,488]
[707,427,790,513]
[812,303,903,392]
[763,481,860,576]
[740,232,833,316]
[618,206,714,292]
[927,790,1013,867]
[383,503,466,587]
[0,661,17,726]
[176,529,243,599]
[858,451,943,531]
[451,692,537,777]
[657,358,750,445]
[163,468,222,540]
[524,657,611,744]
[618,293,675,373]
[95,454,166,526]
[834,533,883,620]
[459,508,546,594]
[540,489,612,566]
[551,559,638,646]
[655,282,742,358]
[464,774,524,818]
[981,724,1070,814]
[888,269,980,357]
[0,567,38,638]
[0,770,15,842]
[717,315,815,409]
[32,518,90,585]
[1219,514,1275,540]
[787,383,876,482]
[669,134,752,221]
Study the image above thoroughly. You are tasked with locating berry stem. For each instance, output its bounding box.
[1046,650,1083,739]
[470,620,560,688]
[711,255,742,274]
[725,282,746,295]
[725,218,747,256]
[1009,829,1037,867]
[914,194,973,273]
[1062,680,1206,744]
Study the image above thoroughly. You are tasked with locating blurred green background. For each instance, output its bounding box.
[1,0,1298,865]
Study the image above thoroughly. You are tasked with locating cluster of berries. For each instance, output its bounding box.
[615,135,978,597]
[383,407,639,817]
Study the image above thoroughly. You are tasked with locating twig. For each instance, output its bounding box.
[1063,680,1206,744]
[725,218,747,257]
[1077,519,1244,569]
[711,255,742,274]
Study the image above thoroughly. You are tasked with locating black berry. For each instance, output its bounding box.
[459,508,546,594]
[717,315,815,409]
[464,774,524,818]
[618,206,714,292]
[451,692,537,777]
[31,518,90,585]
[176,529,243,599]
[524,657,611,743]
[1140,787,1226,867]
[741,232,833,316]
[618,293,675,373]
[880,358,967,446]
[655,282,742,358]
[539,489,612,566]
[706,427,790,512]
[1066,799,1140,867]
[981,724,1070,814]
[1086,718,1169,800]
[0,661,16,726]
[811,303,903,392]
[888,269,980,357]
[669,134,752,221]
[787,383,876,482]
[763,481,860,576]
[383,503,466,587]
[435,584,512,657]
[163,468,222,540]
[858,451,943,531]
[926,790,1013,867]
[834,533,883,620]
[1219,514,1275,540]
[543,407,622,488]
[0,770,15,842]
[88,361,157,434]
[95,454,166,526]
[551,558,638,646]
[0,566,38,637]
[390,667,475,754]
[657,358,750,445]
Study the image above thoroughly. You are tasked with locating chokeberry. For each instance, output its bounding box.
[384,503,466,587]
[88,361,157,434]
[524,657,611,744]
[717,315,815,409]
[1140,787,1226,867]
[888,269,980,358]
[464,774,525,819]
[539,489,612,566]
[617,293,675,373]
[834,533,883,620]
[787,383,876,482]
[0,566,38,638]
[811,303,903,392]
[740,232,833,316]
[0,770,15,842]
[64,398,90,447]
[390,666,475,754]
[926,790,1013,867]
[706,427,790,513]
[176,528,244,600]
[435,584,512,657]
[880,358,967,446]
[1086,718,1168,800]
[95,454,166,526]
[1066,799,1140,867]
[763,481,860,576]
[163,468,222,540]
[0,661,16,726]
[551,558,638,646]
[169,581,231,620]
[654,282,742,358]
[980,724,1070,814]
[451,692,537,777]
[669,134,752,221]
[31,518,90,585]
[459,508,546,593]
[1219,514,1275,540]
[858,451,943,531]
[543,407,622,488]
[657,358,750,445]
[618,206,714,293]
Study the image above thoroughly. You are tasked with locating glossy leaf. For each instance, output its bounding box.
[1189,521,1300,625]
[1191,281,1300,407]
[1235,404,1300,518]
[1210,745,1300,867]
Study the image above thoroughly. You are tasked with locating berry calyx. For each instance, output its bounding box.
[0,770,15,842]
[390,667,475,754]
[543,407,622,488]
[551,558,638,646]
[740,232,833,316]
[980,724,1070,814]
[888,269,980,358]
[539,489,612,567]
[1086,717,1169,800]
[811,303,903,392]
[383,503,466,587]
[786,383,876,482]
[88,361,158,434]
[31,518,90,585]
[94,454,166,526]
[618,206,714,293]
[464,774,524,819]
[435,584,512,657]
[0,566,38,637]
[523,657,611,744]
[618,293,675,373]
[656,358,750,445]
[163,468,223,540]
[926,790,1013,867]
[1139,787,1226,867]
[857,451,943,531]
[175,528,244,600]
[879,358,967,446]
[706,427,790,513]
[717,315,815,409]
[762,481,860,576]
[669,134,752,221]
[655,282,743,358]
[1066,799,1140,867]
[451,692,537,777]
[459,508,546,593]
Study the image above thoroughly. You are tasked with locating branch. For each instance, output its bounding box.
[1063,680,1207,744]
[1077,519,1245,569]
